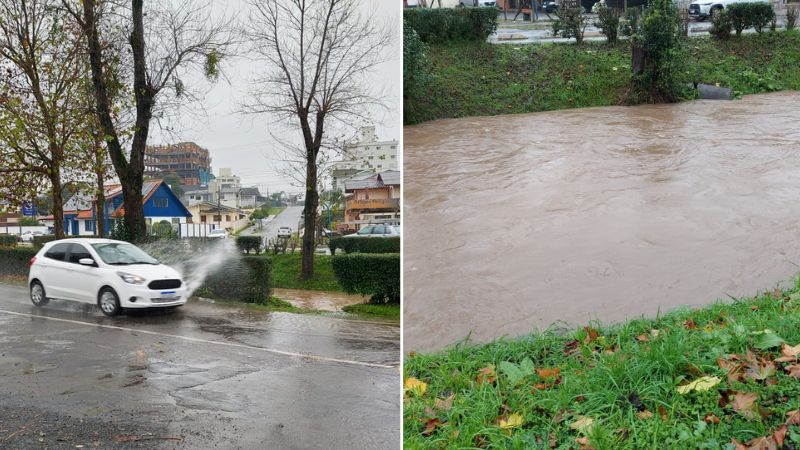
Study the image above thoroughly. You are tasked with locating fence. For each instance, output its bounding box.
[0,225,49,236]
[177,223,218,238]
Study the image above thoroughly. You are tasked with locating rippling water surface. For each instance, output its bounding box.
[404,92,800,352]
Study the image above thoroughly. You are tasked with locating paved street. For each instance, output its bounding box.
[241,206,303,243]
[0,283,400,449]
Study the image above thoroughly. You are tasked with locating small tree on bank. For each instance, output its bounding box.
[627,0,687,104]
[244,0,392,280]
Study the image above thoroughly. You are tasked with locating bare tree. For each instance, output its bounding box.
[243,0,391,280]
[0,0,88,238]
[63,0,231,240]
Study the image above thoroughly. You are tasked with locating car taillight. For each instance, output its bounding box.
[29,256,36,267]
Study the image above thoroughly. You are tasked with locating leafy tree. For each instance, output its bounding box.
[0,0,88,238]
[64,0,231,242]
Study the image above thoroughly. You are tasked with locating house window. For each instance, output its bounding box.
[213,215,222,222]
[153,197,168,208]
[225,215,231,222]
[85,220,94,232]
[171,218,180,224]
[201,215,207,223]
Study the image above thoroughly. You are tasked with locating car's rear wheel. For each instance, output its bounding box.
[30,281,49,307]
[98,287,121,317]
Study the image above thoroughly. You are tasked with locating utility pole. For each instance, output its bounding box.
[217,184,221,229]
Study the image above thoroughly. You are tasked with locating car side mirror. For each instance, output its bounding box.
[79,258,96,267]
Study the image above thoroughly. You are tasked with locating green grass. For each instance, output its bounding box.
[342,303,401,321]
[266,206,286,217]
[405,30,800,124]
[404,278,800,449]
[268,252,343,292]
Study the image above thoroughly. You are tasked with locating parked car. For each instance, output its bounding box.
[404,0,420,7]
[207,229,229,239]
[28,238,187,317]
[277,227,292,238]
[20,230,44,242]
[688,0,766,20]
[459,0,498,6]
[343,224,400,238]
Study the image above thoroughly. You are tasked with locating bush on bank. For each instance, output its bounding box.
[727,2,775,36]
[403,31,800,124]
[403,7,499,43]
[236,235,263,255]
[328,236,401,255]
[0,234,17,247]
[332,253,400,304]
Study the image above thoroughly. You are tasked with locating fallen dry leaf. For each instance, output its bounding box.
[718,356,745,383]
[786,410,800,425]
[705,414,720,424]
[423,418,440,436]
[583,327,599,344]
[564,339,580,355]
[733,435,779,450]
[773,425,787,447]
[404,377,427,397]
[785,364,800,379]
[477,365,497,385]
[569,416,595,434]
[684,319,698,330]
[549,433,557,449]
[744,351,776,382]
[732,391,764,421]
[775,342,800,362]
[636,410,653,420]
[434,395,454,412]
[658,405,669,420]
[537,367,560,379]
[676,376,721,394]
[575,436,594,450]
[498,413,524,431]
[636,333,649,343]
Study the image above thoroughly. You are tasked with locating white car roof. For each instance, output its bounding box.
[44,237,127,247]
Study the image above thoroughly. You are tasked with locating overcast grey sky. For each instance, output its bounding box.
[151,0,401,195]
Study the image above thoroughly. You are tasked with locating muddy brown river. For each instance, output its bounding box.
[404,92,800,352]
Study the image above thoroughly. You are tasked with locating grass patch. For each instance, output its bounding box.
[405,30,800,124]
[266,206,286,217]
[404,279,800,449]
[269,252,342,292]
[0,275,27,285]
[212,296,307,314]
[342,303,401,321]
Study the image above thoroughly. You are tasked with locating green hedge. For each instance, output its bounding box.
[331,253,400,304]
[0,234,17,247]
[32,235,58,250]
[236,235,262,255]
[0,247,37,277]
[329,236,401,255]
[404,7,499,43]
[200,256,273,304]
[727,3,774,35]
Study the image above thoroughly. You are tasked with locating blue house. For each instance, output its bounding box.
[57,180,192,236]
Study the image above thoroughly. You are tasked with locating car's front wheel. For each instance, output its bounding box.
[30,281,49,307]
[98,287,121,317]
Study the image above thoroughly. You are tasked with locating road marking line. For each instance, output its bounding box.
[0,309,397,370]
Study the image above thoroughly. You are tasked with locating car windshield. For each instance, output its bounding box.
[91,242,159,265]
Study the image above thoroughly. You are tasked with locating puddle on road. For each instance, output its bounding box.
[404,92,800,352]
[273,288,366,312]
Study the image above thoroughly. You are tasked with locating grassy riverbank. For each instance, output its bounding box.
[405,30,800,124]
[404,279,800,449]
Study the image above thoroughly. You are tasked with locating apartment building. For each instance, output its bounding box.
[145,142,213,186]
[331,127,399,190]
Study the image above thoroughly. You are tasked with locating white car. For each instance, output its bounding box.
[28,238,188,317]
[277,227,292,238]
[688,0,767,20]
[344,224,401,238]
[20,230,44,242]
[460,0,497,6]
[208,228,228,239]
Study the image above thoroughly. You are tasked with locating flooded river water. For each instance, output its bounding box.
[404,92,800,352]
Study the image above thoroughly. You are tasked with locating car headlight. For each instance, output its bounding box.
[117,272,146,285]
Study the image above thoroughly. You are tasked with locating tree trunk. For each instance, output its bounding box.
[95,172,105,237]
[51,170,64,239]
[301,155,318,280]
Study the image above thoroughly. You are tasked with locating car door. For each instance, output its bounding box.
[63,243,102,303]
[39,243,72,299]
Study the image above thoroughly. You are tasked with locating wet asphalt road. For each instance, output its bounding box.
[0,283,400,449]
[242,206,303,242]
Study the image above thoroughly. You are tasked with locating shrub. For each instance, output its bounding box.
[328,237,401,255]
[0,247,37,276]
[32,235,58,250]
[620,7,641,37]
[18,217,40,226]
[628,0,687,103]
[332,253,400,304]
[727,3,774,35]
[553,7,588,44]
[788,5,798,30]
[151,220,174,237]
[0,234,17,247]
[403,7,498,43]
[593,3,621,44]
[710,9,733,39]
[236,235,262,255]
[240,256,273,304]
